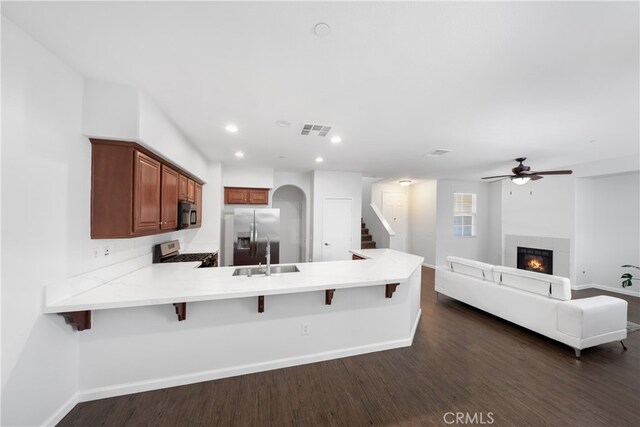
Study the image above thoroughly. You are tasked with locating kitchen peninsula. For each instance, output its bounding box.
[44,249,423,401]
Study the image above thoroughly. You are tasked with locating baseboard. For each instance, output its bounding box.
[41,393,78,427]
[78,336,415,402]
[572,283,640,297]
[422,263,436,270]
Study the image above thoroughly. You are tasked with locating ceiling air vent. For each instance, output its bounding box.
[424,149,453,157]
[301,124,332,137]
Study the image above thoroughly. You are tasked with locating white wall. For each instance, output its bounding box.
[2,18,81,426]
[312,171,362,261]
[501,177,576,283]
[222,165,274,189]
[435,180,490,266]
[408,180,437,266]
[575,172,640,295]
[1,19,221,425]
[487,181,503,265]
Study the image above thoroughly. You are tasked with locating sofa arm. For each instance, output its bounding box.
[557,296,627,339]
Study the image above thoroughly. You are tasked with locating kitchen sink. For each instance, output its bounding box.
[232,265,300,276]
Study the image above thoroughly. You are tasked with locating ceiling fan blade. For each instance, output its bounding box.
[529,170,573,175]
[529,175,544,181]
[481,174,514,180]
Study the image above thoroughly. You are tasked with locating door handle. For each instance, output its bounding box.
[324,243,330,246]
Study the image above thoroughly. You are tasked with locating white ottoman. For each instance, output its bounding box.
[557,296,628,357]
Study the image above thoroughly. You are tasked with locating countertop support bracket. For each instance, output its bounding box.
[173,302,187,321]
[385,283,399,298]
[325,289,336,305]
[60,310,92,331]
[258,296,265,313]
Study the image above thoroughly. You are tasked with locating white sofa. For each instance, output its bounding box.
[435,256,628,357]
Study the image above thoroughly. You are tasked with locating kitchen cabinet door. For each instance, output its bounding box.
[225,187,248,204]
[133,151,161,234]
[161,165,179,230]
[178,174,189,201]
[187,179,195,202]
[195,183,203,227]
[249,189,269,205]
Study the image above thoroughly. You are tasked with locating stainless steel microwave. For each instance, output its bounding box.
[178,202,197,229]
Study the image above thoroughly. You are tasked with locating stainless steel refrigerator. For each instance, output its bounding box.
[233,208,280,266]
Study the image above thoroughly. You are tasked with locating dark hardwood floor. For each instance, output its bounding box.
[59,268,640,426]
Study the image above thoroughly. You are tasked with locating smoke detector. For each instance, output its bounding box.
[301,124,332,137]
[314,23,331,37]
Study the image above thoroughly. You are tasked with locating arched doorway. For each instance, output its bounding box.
[272,185,306,263]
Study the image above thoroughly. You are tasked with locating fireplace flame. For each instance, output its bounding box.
[527,257,545,272]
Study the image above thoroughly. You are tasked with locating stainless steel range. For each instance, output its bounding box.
[153,240,218,268]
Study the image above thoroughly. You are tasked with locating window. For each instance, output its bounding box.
[453,193,476,237]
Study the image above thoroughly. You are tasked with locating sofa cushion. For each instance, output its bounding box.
[446,256,493,281]
[557,296,627,339]
[493,266,571,301]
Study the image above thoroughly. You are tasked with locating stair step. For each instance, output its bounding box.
[361,241,376,249]
[361,234,372,242]
[361,228,369,235]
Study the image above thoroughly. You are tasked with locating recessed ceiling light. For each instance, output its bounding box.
[225,124,238,133]
[276,120,291,127]
[398,180,413,187]
[234,151,244,158]
[315,157,324,163]
[330,136,342,144]
[314,23,331,37]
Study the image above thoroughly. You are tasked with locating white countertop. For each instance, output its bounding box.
[44,249,423,313]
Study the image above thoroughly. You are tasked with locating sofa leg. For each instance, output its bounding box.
[574,348,581,358]
[621,340,627,351]
[436,291,439,300]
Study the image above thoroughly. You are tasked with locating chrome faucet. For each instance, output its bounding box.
[265,234,271,276]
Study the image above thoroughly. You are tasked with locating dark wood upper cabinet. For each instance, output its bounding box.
[187,179,195,203]
[90,139,205,238]
[178,174,189,201]
[248,189,269,205]
[195,183,203,227]
[225,187,248,204]
[161,165,179,230]
[133,151,161,234]
[224,187,269,205]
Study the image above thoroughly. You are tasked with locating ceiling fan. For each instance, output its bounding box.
[481,157,573,185]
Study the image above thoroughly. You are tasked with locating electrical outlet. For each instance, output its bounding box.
[301,322,310,336]
[92,247,99,259]
[103,245,112,257]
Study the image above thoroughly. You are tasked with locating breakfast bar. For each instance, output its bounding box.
[43,249,423,401]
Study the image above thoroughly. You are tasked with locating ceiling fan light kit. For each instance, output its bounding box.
[482,157,573,185]
[511,177,530,185]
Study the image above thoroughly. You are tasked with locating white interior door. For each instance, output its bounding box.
[321,198,352,261]
[382,191,408,252]
[272,199,301,263]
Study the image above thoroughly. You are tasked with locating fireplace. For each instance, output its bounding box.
[517,247,553,275]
